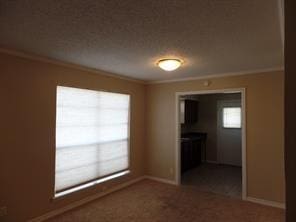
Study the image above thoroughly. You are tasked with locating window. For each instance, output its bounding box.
[55,86,130,197]
[223,107,241,128]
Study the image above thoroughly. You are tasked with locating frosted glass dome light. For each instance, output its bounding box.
[157,59,182,71]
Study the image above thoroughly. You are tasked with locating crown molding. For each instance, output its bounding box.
[0,48,284,85]
[148,67,284,84]
[0,47,145,84]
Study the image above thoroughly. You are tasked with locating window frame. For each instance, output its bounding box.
[222,106,242,129]
[53,86,131,198]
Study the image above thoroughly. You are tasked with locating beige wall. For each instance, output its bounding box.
[0,51,286,221]
[146,71,285,203]
[0,52,146,222]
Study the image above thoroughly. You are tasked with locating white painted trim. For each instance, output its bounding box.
[28,176,146,222]
[144,176,177,185]
[28,176,177,222]
[28,175,285,222]
[149,67,284,84]
[1,48,284,85]
[175,88,247,200]
[54,170,131,198]
[246,197,285,209]
[144,176,285,210]
[175,93,182,186]
[241,89,247,200]
[278,0,285,51]
[0,48,145,84]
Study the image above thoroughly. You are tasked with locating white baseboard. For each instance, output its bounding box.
[29,175,176,222]
[144,176,177,185]
[29,176,146,222]
[28,176,285,222]
[246,197,285,209]
[145,176,286,210]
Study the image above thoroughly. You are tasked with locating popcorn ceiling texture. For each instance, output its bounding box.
[0,0,283,81]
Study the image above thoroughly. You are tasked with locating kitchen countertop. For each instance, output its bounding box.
[181,132,207,142]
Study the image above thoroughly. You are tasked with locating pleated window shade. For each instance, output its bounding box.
[55,86,130,193]
[223,107,241,128]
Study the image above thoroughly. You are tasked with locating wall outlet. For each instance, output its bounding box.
[0,206,7,217]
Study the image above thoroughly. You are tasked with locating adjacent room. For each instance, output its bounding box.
[180,92,243,198]
[0,0,290,222]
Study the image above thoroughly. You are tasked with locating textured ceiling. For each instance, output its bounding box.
[0,0,283,81]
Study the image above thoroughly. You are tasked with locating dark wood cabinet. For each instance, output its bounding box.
[181,138,202,173]
[180,100,199,124]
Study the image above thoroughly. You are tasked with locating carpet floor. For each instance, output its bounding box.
[47,179,284,222]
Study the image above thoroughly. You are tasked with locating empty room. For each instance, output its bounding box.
[1,0,295,222]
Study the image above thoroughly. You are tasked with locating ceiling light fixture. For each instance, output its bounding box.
[157,59,182,71]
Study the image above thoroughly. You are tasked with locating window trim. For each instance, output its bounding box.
[53,86,131,198]
[54,170,130,199]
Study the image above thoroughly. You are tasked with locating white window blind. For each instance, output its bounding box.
[223,107,241,128]
[55,86,130,194]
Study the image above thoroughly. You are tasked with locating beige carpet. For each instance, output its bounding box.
[47,179,284,222]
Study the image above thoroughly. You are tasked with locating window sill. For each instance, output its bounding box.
[53,170,130,199]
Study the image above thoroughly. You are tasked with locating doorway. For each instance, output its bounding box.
[175,89,246,200]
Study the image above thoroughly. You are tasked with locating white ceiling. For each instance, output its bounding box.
[0,0,283,81]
